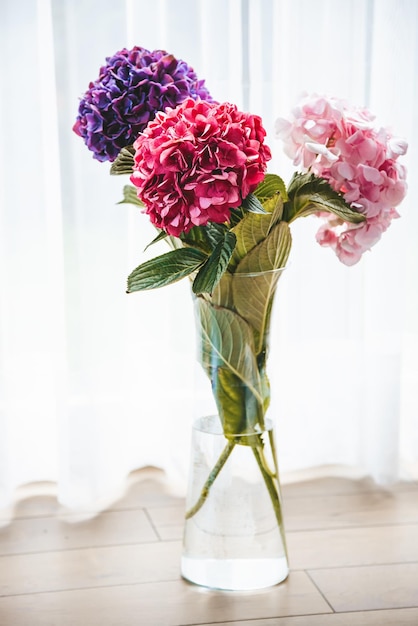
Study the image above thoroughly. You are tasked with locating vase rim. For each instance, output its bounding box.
[193,414,274,436]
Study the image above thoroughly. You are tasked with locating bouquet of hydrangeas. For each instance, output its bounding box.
[74,46,408,569]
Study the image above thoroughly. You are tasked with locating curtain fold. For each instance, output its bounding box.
[0,0,417,510]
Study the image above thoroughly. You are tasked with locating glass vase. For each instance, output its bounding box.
[181,267,289,591]
[181,415,288,590]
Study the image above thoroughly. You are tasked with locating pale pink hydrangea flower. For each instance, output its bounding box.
[131,98,271,236]
[276,94,408,265]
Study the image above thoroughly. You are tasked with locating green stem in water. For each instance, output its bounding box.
[257,444,277,479]
[252,442,288,558]
[185,439,235,519]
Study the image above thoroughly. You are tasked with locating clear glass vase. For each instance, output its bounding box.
[181,415,288,590]
[181,267,289,591]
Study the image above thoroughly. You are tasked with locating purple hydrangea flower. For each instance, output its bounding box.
[73,46,213,162]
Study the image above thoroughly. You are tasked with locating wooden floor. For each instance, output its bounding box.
[0,469,418,626]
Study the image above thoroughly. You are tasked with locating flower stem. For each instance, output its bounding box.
[252,443,288,557]
[268,429,279,479]
[185,439,235,519]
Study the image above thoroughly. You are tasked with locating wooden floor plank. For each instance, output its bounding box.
[0,572,331,626]
[309,563,418,612]
[283,490,418,531]
[281,476,418,498]
[287,523,418,570]
[0,509,158,556]
[0,541,182,596]
[196,607,418,625]
[146,504,184,541]
[309,563,418,608]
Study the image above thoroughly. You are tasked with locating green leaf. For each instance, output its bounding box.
[228,207,245,227]
[234,219,291,276]
[255,174,288,203]
[110,145,135,176]
[144,230,168,251]
[285,172,366,224]
[259,369,271,414]
[117,185,144,207]
[266,195,285,228]
[180,226,212,254]
[215,368,263,437]
[232,222,292,353]
[110,146,135,176]
[127,248,207,292]
[197,299,264,419]
[211,271,234,308]
[192,231,236,295]
[231,212,272,268]
[241,193,267,214]
[202,222,229,250]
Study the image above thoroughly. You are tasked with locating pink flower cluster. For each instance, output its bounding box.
[276,94,408,265]
[131,98,271,236]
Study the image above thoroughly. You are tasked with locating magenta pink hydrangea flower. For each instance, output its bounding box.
[276,94,408,265]
[130,98,271,236]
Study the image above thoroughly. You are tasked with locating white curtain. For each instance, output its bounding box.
[0,0,417,511]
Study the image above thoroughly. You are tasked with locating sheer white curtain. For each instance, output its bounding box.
[0,0,417,511]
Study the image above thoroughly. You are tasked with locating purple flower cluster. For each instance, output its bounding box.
[73,47,213,162]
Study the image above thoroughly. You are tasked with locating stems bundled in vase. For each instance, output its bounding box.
[73,45,408,590]
[181,265,290,589]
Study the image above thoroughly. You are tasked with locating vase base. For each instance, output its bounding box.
[181,555,289,591]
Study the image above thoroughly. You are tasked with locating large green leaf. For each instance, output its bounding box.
[192,231,236,295]
[211,271,234,308]
[110,145,135,176]
[127,248,207,292]
[232,222,292,353]
[213,368,263,437]
[254,174,288,204]
[285,172,366,224]
[234,220,291,275]
[117,185,144,207]
[230,212,272,267]
[197,299,263,413]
